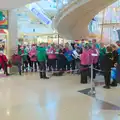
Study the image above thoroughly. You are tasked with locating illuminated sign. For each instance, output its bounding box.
[26,3,52,25]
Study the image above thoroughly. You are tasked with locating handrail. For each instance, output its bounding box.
[54,0,89,24]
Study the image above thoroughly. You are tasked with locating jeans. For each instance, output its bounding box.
[31,61,37,72]
[17,63,22,75]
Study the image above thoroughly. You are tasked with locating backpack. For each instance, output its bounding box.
[118,54,120,64]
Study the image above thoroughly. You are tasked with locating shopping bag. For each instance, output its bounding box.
[111,68,117,80]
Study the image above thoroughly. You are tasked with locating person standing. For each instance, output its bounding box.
[29,45,37,72]
[101,46,113,89]
[0,51,9,76]
[47,44,57,72]
[11,51,22,75]
[19,46,28,72]
[116,48,120,83]
[89,44,99,79]
[80,45,90,84]
[99,43,106,62]
[57,45,66,73]
[110,44,119,86]
[37,43,49,79]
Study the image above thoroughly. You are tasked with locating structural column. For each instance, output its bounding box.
[7,10,18,73]
[7,10,18,59]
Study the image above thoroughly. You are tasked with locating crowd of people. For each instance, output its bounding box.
[0,39,120,89]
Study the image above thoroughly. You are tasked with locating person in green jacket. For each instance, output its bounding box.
[18,46,28,72]
[37,43,49,79]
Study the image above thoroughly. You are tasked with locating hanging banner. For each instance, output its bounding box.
[0,10,8,29]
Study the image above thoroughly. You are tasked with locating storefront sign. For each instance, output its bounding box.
[0,10,8,29]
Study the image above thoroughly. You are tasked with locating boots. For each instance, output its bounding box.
[40,72,43,78]
[43,72,49,79]
[111,80,117,87]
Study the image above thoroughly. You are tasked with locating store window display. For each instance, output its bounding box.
[89,0,120,43]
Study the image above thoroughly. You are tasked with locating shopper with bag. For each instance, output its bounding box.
[101,46,113,89]
[0,51,9,76]
[11,51,22,75]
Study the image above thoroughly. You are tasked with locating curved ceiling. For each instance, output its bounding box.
[0,0,38,9]
[54,0,117,40]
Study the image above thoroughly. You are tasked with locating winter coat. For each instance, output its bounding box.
[37,47,47,62]
[112,50,118,65]
[101,53,113,71]
[99,47,106,61]
[29,47,37,61]
[18,49,28,62]
[0,54,8,69]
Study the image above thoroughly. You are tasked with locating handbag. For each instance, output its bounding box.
[0,64,2,70]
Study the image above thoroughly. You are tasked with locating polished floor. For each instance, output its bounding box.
[0,72,120,120]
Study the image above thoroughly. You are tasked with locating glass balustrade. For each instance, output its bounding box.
[57,0,73,10]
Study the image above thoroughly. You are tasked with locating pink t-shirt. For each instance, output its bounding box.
[47,47,56,59]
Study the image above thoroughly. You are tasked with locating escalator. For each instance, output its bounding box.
[53,0,117,40]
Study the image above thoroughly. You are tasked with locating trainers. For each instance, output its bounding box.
[103,86,110,89]
[43,77,49,79]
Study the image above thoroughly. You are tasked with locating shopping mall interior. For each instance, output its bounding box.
[0,0,120,120]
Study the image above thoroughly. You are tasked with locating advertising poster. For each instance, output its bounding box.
[0,10,8,29]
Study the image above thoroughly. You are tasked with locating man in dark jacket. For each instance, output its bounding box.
[101,46,113,89]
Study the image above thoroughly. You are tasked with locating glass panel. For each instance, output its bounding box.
[89,0,120,43]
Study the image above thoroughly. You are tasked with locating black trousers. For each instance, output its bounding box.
[31,61,37,71]
[27,55,32,68]
[38,61,47,78]
[22,61,28,72]
[17,63,22,75]
[71,60,75,71]
[88,64,97,79]
[39,61,46,72]
[80,65,88,83]
[64,59,70,70]
[104,71,111,87]
[57,59,65,71]
[48,59,56,71]
[4,62,8,75]
[116,64,120,83]
[64,60,76,71]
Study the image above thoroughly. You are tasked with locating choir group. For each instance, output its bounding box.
[0,39,120,89]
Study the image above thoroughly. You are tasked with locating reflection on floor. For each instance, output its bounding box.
[0,73,120,120]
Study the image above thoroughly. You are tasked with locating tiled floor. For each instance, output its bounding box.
[0,72,120,120]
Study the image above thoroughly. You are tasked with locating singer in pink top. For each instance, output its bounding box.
[80,45,90,84]
[47,44,57,71]
[29,45,37,72]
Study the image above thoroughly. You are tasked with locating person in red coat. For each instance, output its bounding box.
[0,51,9,76]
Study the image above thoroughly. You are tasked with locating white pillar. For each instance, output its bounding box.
[7,10,18,73]
[7,10,17,59]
